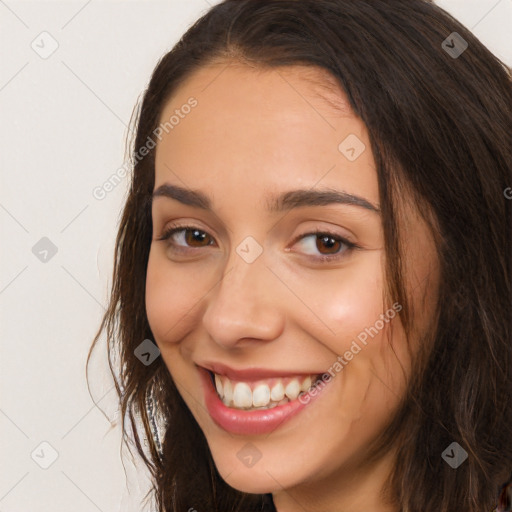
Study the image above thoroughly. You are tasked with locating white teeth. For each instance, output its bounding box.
[252,384,271,407]
[223,379,233,406]
[285,380,301,400]
[212,372,317,410]
[300,376,312,393]
[233,382,253,408]
[270,382,285,402]
[215,374,223,396]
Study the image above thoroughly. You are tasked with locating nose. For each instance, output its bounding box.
[201,245,284,349]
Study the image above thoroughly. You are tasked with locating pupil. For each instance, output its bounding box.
[318,235,339,254]
[186,229,207,246]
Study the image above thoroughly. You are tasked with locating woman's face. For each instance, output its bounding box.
[146,63,438,509]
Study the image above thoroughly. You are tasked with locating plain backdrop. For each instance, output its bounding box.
[0,1,511,511]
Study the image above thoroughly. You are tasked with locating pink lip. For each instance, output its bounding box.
[198,366,328,436]
[200,361,323,382]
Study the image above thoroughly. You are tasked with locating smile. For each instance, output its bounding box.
[211,372,322,410]
[197,364,331,436]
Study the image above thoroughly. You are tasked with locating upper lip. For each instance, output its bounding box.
[198,361,322,381]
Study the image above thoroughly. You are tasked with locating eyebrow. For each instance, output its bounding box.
[151,183,380,214]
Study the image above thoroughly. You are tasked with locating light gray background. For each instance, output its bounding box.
[1,1,511,511]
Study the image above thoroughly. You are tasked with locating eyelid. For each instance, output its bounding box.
[288,226,356,247]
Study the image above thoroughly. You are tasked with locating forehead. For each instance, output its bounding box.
[153,63,379,209]
[162,62,351,122]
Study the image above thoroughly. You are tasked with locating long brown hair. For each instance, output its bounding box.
[87,1,512,510]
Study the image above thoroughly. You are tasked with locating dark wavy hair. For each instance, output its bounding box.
[87,1,512,511]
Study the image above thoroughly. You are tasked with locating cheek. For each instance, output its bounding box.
[288,251,409,405]
[145,249,207,344]
[290,252,386,353]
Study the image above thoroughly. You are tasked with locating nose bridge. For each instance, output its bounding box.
[201,237,284,346]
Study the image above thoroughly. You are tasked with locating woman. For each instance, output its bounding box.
[88,1,512,510]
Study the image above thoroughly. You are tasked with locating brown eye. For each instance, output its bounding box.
[183,228,212,247]
[316,234,343,255]
[291,230,357,262]
[157,225,215,249]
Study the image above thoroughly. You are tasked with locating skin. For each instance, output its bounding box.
[145,62,439,512]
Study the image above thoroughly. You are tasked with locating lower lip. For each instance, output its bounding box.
[199,367,327,436]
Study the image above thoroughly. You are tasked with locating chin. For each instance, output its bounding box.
[216,463,282,494]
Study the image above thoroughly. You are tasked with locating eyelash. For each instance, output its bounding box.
[156,223,359,263]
